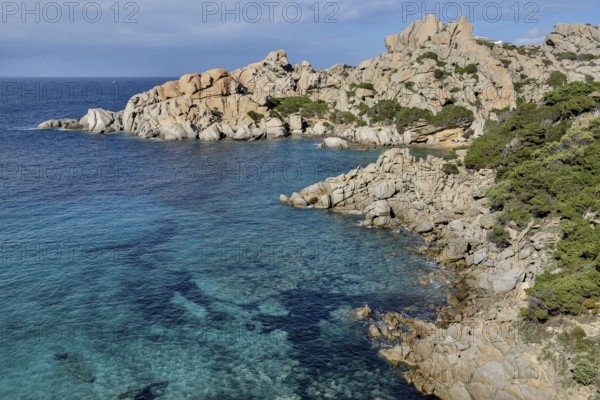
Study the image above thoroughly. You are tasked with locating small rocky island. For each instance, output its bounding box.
[40,16,600,400]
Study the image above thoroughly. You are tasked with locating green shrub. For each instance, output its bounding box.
[269,96,329,118]
[572,326,587,341]
[488,225,511,248]
[546,71,568,89]
[394,107,433,131]
[430,104,474,128]
[544,81,600,104]
[247,111,264,124]
[476,38,495,49]
[417,52,438,62]
[404,81,416,91]
[330,109,357,125]
[534,309,549,322]
[573,359,598,385]
[556,52,577,61]
[463,129,474,139]
[441,163,460,175]
[542,58,553,66]
[363,100,402,124]
[454,64,478,74]
[527,270,600,315]
[514,78,537,93]
[434,69,449,80]
[577,53,599,61]
[486,180,513,210]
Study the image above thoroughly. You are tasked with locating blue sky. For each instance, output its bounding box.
[0,0,598,76]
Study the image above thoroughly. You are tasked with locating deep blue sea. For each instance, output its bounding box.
[0,78,441,399]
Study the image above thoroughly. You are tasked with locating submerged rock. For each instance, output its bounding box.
[54,353,95,384]
[116,381,169,400]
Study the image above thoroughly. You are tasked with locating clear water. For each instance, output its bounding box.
[0,79,441,399]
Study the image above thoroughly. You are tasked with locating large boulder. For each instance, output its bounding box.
[198,124,223,141]
[321,137,349,149]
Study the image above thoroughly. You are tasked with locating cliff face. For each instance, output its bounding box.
[39,17,600,146]
[282,148,588,400]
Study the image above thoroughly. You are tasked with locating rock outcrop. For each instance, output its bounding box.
[38,18,600,146]
[284,148,585,400]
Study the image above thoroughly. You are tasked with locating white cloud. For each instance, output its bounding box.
[513,28,547,45]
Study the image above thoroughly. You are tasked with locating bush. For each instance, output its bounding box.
[544,81,600,105]
[454,64,478,74]
[573,359,598,385]
[527,270,600,315]
[394,107,433,131]
[546,71,568,89]
[441,163,460,175]
[434,69,449,80]
[476,38,495,49]
[430,105,474,128]
[330,109,358,125]
[417,52,438,63]
[269,96,329,118]
[534,309,549,322]
[486,180,513,210]
[556,52,577,61]
[247,111,264,124]
[363,100,402,124]
[577,53,599,61]
[488,225,511,248]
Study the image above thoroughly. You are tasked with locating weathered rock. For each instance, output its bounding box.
[199,124,223,141]
[355,305,372,320]
[321,137,349,149]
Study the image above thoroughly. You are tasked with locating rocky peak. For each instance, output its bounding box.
[385,15,473,53]
[542,23,600,55]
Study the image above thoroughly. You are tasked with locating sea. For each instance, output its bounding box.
[0,78,441,399]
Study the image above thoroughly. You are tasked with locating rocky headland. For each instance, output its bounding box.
[40,17,600,147]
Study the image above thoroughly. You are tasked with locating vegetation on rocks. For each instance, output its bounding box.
[269,96,329,119]
[547,71,567,88]
[465,81,600,316]
[247,110,264,123]
[454,63,478,74]
[488,225,511,248]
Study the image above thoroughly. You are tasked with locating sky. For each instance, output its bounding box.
[0,0,598,77]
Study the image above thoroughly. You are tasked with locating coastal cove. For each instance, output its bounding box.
[0,78,446,399]
[7,14,600,400]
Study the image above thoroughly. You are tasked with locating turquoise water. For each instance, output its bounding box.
[0,79,441,399]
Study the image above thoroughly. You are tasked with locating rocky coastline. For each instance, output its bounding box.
[282,148,594,400]
[36,15,600,400]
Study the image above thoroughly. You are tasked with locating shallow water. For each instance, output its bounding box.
[0,78,441,399]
